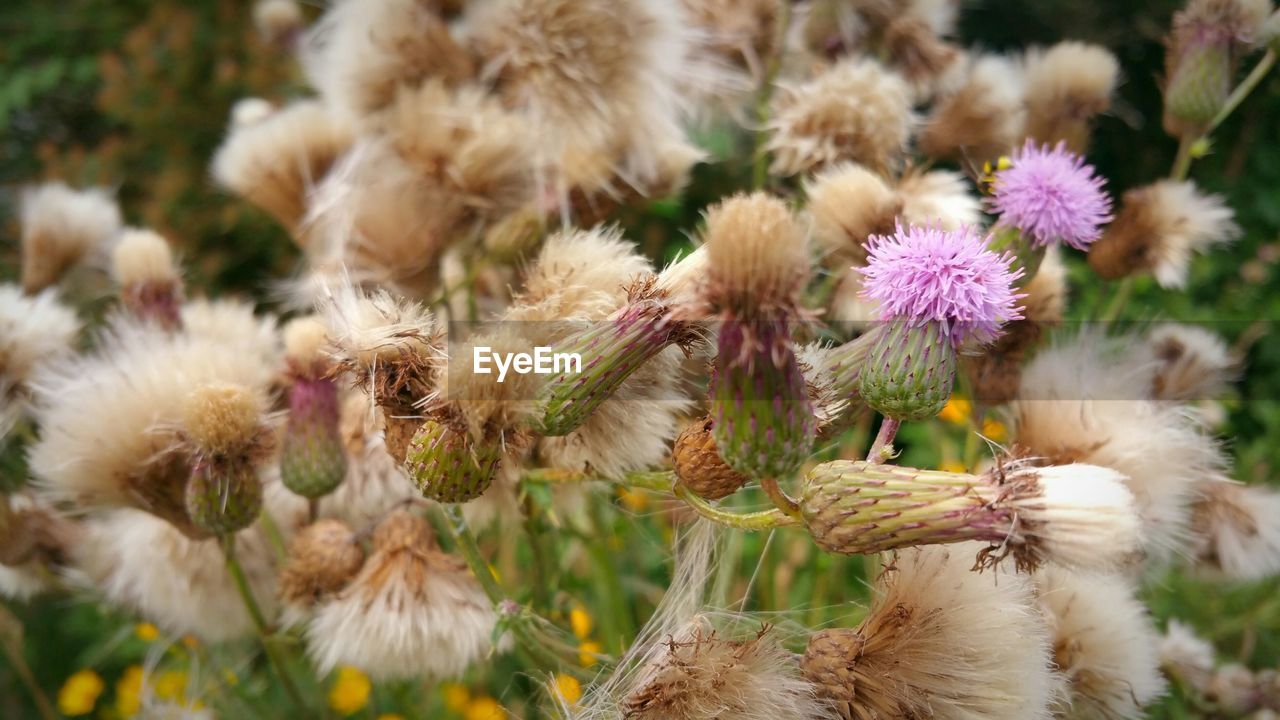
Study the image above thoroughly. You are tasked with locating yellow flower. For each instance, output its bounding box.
[441,683,471,713]
[569,607,593,640]
[464,696,505,720]
[58,669,105,716]
[616,487,649,512]
[134,622,160,642]
[329,666,372,716]
[578,640,603,667]
[153,670,187,701]
[939,460,967,474]
[116,666,144,717]
[937,397,971,424]
[553,674,582,705]
[982,418,1007,442]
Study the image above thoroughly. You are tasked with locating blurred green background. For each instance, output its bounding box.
[2,0,1279,718]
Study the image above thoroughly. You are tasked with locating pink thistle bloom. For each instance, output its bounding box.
[859,224,1025,345]
[990,141,1113,250]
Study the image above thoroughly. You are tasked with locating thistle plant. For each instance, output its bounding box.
[6,0,1280,718]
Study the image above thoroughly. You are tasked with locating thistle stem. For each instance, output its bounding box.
[219,534,307,713]
[1209,48,1276,133]
[673,484,797,531]
[760,477,803,520]
[585,499,634,654]
[436,505,592,679]
[867,417,901,462]
[521,469,676,494]
[1100,276,1135,324]
[0,617,58,720]
[751,0,793,189]
[1170,133,1196,182]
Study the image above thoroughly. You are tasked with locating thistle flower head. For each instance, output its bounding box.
[279,519,366,611]
[1036,567,1167,719]
[20,181,122,293]
[804,163,901,264]
[1191,480,1280,581]
[1023,42,1120,152]
[919,52,1026,164]
[896,168,983,231]
[112,229,183,331]
[859,223,1024,346]
[0,285,79,435]
[802,544,1060,720]
[282,316,333,379]
[990,141,1113,250]
[704,192,809,316]
[181,384,265,459]
[1148,323,1236,401]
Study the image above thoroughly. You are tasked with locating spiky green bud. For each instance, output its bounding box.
[404,419,501,503]
[855,319,957,421]
[280,378,347,499]
[185,462,263,536]
[1164,36,1231,134]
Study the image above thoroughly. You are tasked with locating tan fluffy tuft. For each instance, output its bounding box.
[282,315,332,369]
[1147,323,1236,402]
[1190,480,1280,581]
[212,99,354,233]
[803,544,1060,720]
[253,0,304,43]
[1036,567,1167,719]
[111,228,178,287]
[767,58,915,175]
[278,519,366,609]
[804,163,900,264]
[19,182,122,293]
[0,284,80,418]
[703,192,809,311]
[1023,42,1119,153]
[920,53,1025,163]
[1088,180,1239,289]
[896,168,983,230]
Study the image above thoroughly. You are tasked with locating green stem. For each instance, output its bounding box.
[220,535,307,713]
[585,500,633,654]
[1100,276,1135,324]
[0,626,58,720]
[522,469,675,494]
[1208,48,1276,133]
[520,495,553,613]
[673,484,797,531]
[435,506,592,680]
[751,0,793,189]
[1170,133,1195,182]
[760,477,803,520]
[866,417,901,462]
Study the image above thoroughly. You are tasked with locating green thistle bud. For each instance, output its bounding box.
[711,320,816,479]
[185,462,264,536]
[404,418,501,503]
[536,282,694,436]
[281,378,347,499]
[855,320,957,421]
[1164,32,1232,135]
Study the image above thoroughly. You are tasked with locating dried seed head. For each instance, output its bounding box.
[803,545,1059,720]
[703,192,809,314]
[1036,566,1167,719]
[920,52,1026,163]
[673,416,748,500]
[305,508,502,680]
[19,182,122,293]
[767,58,915,175]
[1087,180,1238,288]
[302,0,473,118]
[0,285,80,433]
[182,384,264,458]
[1023,41,1119,153]
[895,168,983,230]
[211,100,354,234]
[279,519,366,607]
[804,163,900,265]
[1190,480,1280,580]
[1148,323,1236,401]
[622,616,826,720]
[112,229,183,331]
[882,14,962,88]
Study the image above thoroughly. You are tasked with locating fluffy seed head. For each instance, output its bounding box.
[621,616,826,720]
[305,509,502,680]
[896,169,983,231]
[231,97,276,128]
[282,315,332,375]
[1158,620,1217,679]
[919,52,1026,162]
[766,58,915,175]
[253,0,303,43]
[279,519,366,608]
[182,384,264,457]
[1191,480,1280,581]
[1023,42,1120,153]
[1036,567,1166,719]
[1087,179,1239,288]
[1148,324,1236,401]
[111,229,178,287]
[804,163,901,264]
[803,544,1059,720]
[19,182,122,293]
[0,285,80,418]
[211,99,354,233]
[990,141,1113,249]
[859,223,1024,345]
[1017,464,1144,571]
[703,193,809,313]
[321,281,440,403]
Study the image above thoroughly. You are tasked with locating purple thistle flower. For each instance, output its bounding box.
[859,223,1025,345]
[990,141,1113,250]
